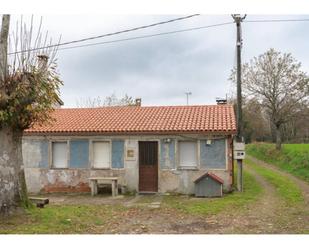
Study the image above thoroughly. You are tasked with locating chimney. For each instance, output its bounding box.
[216,97,227,105]
[135,98,142,106]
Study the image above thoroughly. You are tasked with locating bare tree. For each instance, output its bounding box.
[76,94,136,108]
[227,96,270,143]
[281,104,309,143]
[242,98,270,143]
[0,15,62,215]
[230,48,309,150]
[76,96,103,108]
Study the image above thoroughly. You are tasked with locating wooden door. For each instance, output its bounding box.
[138,141,158,192]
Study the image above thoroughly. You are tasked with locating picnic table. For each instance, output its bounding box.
[88,177,119,197]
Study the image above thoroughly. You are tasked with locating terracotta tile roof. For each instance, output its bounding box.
[24,104,236,135]
[194,172,224,184]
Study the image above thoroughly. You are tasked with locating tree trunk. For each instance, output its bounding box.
[270,121,277,143]
[0,15,31,216]
[0,127,30,216]
[275,125,282,150]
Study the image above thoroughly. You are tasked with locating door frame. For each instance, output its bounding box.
[138,140,159,193]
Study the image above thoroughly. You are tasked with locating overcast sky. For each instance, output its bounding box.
[8,14,309,107]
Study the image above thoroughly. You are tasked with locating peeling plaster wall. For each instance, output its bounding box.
[159,169,231,194]
[23,134,233,194]
[22,139,48,168]
[123,139,139,191]
[160,139,176,169]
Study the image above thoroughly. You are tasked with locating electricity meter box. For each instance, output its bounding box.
[233,142,246,159]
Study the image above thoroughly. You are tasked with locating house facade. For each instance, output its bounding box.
[22,104,236,194]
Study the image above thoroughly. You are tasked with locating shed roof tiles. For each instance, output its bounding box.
[194,172,224,184]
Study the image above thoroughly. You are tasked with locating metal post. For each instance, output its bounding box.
[232,14,246,192]
[185,92,192,105]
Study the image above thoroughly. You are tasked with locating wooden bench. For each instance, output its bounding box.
[29,197,49,208]
[88,177,119,197]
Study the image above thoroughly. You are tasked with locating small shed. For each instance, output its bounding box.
[194,172,223,197]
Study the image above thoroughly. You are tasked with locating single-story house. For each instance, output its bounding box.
[22,103,236,194]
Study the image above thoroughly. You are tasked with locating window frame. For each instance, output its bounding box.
[49,140,70,169]
[177,140,200,170]
[90,139,112,169]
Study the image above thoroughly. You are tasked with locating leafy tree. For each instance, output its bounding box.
[230,48,309,150]
[0,15,62,215]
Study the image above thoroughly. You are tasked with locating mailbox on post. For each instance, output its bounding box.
[233,142,245,159]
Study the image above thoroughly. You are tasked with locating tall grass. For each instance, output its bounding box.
[247,143,309,182]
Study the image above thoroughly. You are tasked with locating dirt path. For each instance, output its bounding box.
[244,156,309,233]
[88,161,309,234]
[247,155,309,205]
[139,157,309,234]
[103,161,306,234]
[208,166,284,234]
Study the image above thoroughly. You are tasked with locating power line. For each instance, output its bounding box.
[244,18,309,23]
[58,21,234,52]
[8,14,200,55]
[9,16,309,55]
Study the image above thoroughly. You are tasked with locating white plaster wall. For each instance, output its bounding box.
[25,168,42,193]
[159,169,231,194]
[22,140,42,168]
[124,139,139,191]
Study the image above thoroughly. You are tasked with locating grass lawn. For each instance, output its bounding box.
[162,169,263,215]
[0,204,129,234]
[246,143,309,183]
[0,170,264,234]
[245,157,304,205]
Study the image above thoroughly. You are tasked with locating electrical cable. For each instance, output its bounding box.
[58,22,234,52]
[244,18,309,23]
[9,16,309,55]
[8,14,200,55]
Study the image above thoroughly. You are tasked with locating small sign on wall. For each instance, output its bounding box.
[126,147,136,161]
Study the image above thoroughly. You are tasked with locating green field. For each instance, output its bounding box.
[246,143,309,183]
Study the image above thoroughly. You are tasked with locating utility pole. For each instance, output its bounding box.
[185,92,192,105]
[232,14,246,192]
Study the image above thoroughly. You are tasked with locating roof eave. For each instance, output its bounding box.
[23,130,237,136]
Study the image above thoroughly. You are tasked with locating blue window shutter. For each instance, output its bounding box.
[39,140,49,168]
[200,138,226,169]
[70,140,89,168]
[112,140,124,168]
[160,139,175,169]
